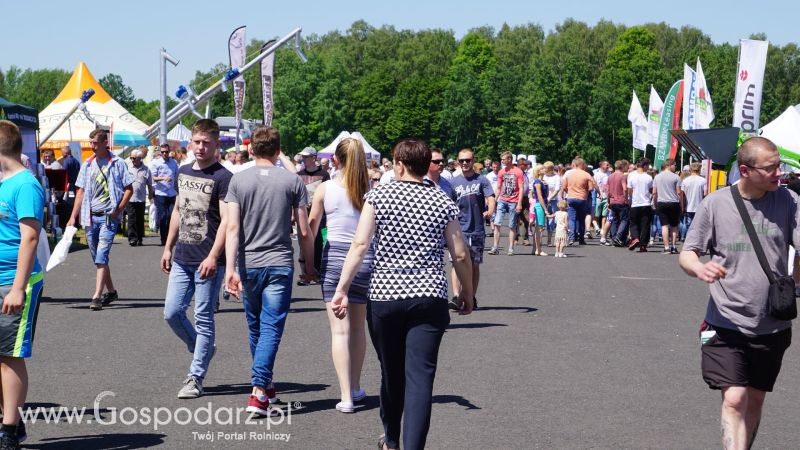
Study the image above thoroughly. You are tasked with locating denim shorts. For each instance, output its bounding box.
[493,199,519,228]
[87,216,119,265]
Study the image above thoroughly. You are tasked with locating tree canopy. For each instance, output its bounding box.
[2,19,799,163]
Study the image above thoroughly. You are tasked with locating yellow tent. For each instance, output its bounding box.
[38,62,149,159]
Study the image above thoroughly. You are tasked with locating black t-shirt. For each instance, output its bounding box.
[173,162,233,266]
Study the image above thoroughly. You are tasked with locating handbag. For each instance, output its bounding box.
[730,184,797,320]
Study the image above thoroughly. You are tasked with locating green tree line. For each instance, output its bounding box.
[2,20,799,163]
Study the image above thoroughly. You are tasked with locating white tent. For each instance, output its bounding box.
[318,131,382,161]
[39,62,148,158]
[168,123,192,145]
[760,106,800,153]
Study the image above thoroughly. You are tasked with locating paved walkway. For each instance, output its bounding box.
[22,233,800,448]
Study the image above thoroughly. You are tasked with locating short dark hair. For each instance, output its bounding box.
[191,119,220,139]
[89,129,108,141]
[636,157,651,169]
[661,159,675,170]
[737,136,777,167]
[392,138,430,177]
[0,120,22,158]
[250,126,281,158]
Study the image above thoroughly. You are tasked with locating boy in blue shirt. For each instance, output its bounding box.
[0,121,46,449]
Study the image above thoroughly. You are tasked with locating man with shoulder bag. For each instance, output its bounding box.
[679,137,800,450]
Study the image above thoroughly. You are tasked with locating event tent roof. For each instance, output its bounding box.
[760,106,800,154]
[0,97,38,129]
[318,131,381,161]
[38,62,148,150]
[167,123,192,145]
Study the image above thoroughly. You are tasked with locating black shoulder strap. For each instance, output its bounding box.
[730,184,775,283]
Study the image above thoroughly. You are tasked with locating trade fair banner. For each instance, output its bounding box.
[228,26,247,149]
[694,58,715,129]
[655,80,682,168]
[682,64,697,130]
[646,86,663,147]
[628,91,648,151]
[260,41,276,127]
[733,39,769,134]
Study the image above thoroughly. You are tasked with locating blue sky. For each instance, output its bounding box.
[4,0,798,100]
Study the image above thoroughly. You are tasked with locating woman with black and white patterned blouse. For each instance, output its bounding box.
[332,138,474,450]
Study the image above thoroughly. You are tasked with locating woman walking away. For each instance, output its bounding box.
[309,138,373,414]
[554,199,569,257]
[332,138,474,450]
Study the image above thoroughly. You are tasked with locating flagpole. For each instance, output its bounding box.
[733,40,743,127]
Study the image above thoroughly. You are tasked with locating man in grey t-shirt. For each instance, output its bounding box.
[679,137,800,450]
[224,126,316,417]
[653,159,681,254]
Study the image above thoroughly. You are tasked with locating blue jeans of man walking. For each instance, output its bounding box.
[609,203,630,242]
[567,198,588,243]
[155,195,176,245]
[164,261,223,380]
[241,266,293,389]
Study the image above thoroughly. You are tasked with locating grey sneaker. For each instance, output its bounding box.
[89,298,103,311]
[507,248,514,256]
[178,376,204,399]
[487,247,499,255]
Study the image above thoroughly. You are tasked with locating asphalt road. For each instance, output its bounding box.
[21,232,800,449]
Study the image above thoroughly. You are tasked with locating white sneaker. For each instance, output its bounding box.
[352,388,366,402]
[178,376,203,399]
[336,401,355,413]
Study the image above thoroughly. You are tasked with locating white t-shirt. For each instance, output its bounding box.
[681,174,707,213]
[593,170,609,199]
[627,171,653,208]
[379,170,395,185]
[543,174,561,201]
[485,171,498,193]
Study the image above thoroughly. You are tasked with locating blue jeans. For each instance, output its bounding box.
[164,261,223,380]
[547,199,559,233]
[87,217,119,265]
[567,198,588,242]
[493,199,519,228]
[609,204,630,241]
[155,195,176,245]
[241,266,294,389]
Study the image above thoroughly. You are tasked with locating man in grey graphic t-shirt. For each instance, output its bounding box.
[679,137,800,450]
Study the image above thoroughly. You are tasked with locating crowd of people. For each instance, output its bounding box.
[2,115,800,449]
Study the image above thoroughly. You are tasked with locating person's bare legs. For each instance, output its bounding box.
[0,357,27,427]
[492,223,501,250]
[508,226,517,253]
[92,264,111,299]
[532,225,543,255]
[347,304,366,395]
[670,226,679,248]
[720,386,766,450]
[451,267,461,298]
[326,304,353,403]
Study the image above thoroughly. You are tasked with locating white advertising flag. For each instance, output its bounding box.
[646,86,663,147]
[733,39,769,134]
[260,42,276,127]
[228,26,247,149]
[682,64,697,130]
[628,90,648,151]
[694,58,715,129]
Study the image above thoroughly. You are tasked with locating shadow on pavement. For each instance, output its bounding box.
[64,301,164,310]
[474,306,538,313]
[291,297,322,303]
[27,433,166,449]
[288,307,326,314]
[447,323,508,330]
[432,394,481,410]
[286,395,379,415]
[204,382,330,398]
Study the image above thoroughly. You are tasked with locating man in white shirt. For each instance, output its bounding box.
[626,158,653,252]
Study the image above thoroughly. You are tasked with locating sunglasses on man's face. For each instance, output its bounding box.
[431,159,445,164]
[458,159,473,164]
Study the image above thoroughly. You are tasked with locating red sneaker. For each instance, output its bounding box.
[627,238,640,251]
[246,395,277,417]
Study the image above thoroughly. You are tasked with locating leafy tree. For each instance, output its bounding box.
[590,27,666,159]
[98,73,136,110]
[2,66,70,111]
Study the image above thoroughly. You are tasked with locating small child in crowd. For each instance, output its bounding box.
[553,199,569,258]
